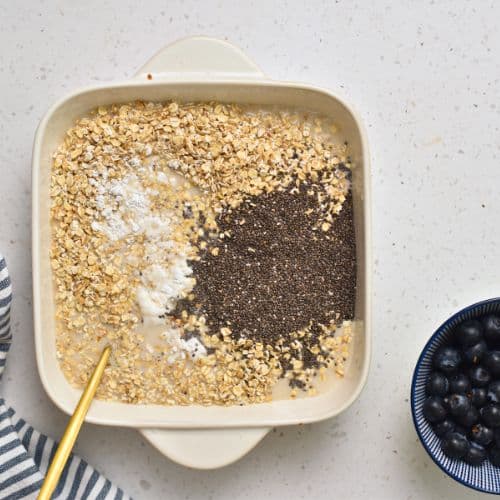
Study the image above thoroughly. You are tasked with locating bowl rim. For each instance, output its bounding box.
[411,297,500,495]
[31,35,372,469]
[32,76,372,428]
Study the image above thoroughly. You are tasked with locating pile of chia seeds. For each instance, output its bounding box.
[174,179,356,380]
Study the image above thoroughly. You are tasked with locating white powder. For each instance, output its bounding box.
[92,174,154,241]
[91,157,205,362]
[160,327,207,363]
[136,260,195,326]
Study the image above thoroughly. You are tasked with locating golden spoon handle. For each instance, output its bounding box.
[38,346,111,500]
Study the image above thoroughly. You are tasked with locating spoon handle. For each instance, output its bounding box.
[38,346,111,500]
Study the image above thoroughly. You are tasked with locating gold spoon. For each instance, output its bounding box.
[38,346,111,500]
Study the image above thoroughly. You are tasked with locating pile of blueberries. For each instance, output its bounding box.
[423,314,500,466]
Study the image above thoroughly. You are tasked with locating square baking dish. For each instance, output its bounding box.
[32,38,371,442]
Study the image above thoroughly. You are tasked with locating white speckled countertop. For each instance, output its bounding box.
[1,1,500,498]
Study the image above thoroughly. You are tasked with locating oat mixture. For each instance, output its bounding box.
[50,101,356,405]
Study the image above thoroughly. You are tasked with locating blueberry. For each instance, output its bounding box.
[463,341,488,365]
[494,428,500,446]
[454,425,468,439]
[434,419,455,437]
[423,396,447,423]
[456,320,483,347]
[488,380,500,403]
[471,423,494,446]
[469,366,491,387]
[490,446,500,467]
[470,387,488,407]
[449,374,471,394]
[464,442,487,466]
[457,406,479,427]
[480,405,500,428]
[441,432,469,459]
[433,346,462,375]
[484,351,500,377]
[446,393,471,417]
[483,315,500,345]
[426,372,449,396]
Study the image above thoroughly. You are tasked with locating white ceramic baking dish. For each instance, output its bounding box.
[32,37,371,468]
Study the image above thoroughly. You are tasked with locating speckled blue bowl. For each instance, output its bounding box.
[411,298,500,494]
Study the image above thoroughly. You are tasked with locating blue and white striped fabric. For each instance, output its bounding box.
[0,254,130,499]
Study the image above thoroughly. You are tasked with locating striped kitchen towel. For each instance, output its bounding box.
[0,255,130,500]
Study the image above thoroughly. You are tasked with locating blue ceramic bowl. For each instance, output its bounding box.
[411,298,500,494]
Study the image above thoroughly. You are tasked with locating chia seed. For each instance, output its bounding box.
[174,180,357,375]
